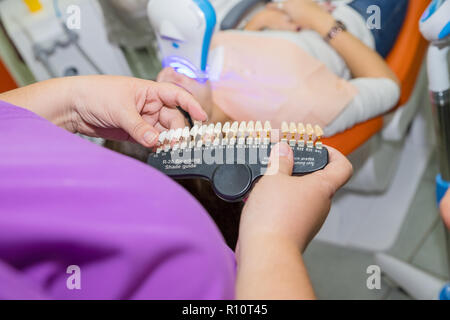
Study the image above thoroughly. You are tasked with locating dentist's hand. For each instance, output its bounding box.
[238,143,353,253]
[71,75,207,147]
[235,142,352,299]
[0,75,208,148]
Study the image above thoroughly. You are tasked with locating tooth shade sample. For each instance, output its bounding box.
[190,125,199,138]
[200,125,208,136]
[255,121,263,134]
[247,121,254,134]
[306,124,314,137]
[290,122,297,134]
[174,128,183,141]
[230,122,239,134]
[214,123,222,135]
[314,125,324,138]
[207,124,215,136]
[158,131,167,144]
[298,123,306,135]
[222,122,231,135]
[182,127,190,139]
[239,121,247,135]
[166,130,174,142]
[281,122,289,133]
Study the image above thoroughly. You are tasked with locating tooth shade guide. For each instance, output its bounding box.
[147,124,329,202]
[154,121,327,150]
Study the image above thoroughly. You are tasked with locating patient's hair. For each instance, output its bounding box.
[104,140,242,249]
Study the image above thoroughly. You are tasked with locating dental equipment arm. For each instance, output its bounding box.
[420,0,450,297]
[420,0,450,202]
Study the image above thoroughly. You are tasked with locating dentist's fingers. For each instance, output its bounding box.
[158,107,187,131]
[121,108,160,147]
[266,142,294,176]
[151,82,208,121]
[314,146,353,195]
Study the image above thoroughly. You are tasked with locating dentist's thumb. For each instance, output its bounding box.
[122,109,160,147]
[266,142,294,176]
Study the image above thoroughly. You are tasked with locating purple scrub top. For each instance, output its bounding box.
[0,101,236,300]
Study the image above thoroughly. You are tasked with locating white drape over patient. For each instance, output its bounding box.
[210,31,358,129]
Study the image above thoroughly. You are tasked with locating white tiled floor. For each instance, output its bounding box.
[304,151,450,300]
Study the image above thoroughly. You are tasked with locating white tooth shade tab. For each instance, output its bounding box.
[190,125,199,137]
[166,130,174,141]
[247,121,254,133]
[223,122,231,134]
[174,128,182,140]
[207,124,215,136]
[158,131,167,144]
[230,122,239,134]
[214,123,222,135]
[199,125,207,136]
[182,127,190,139]
[239,121,247,134]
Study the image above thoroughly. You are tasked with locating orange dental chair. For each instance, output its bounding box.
[316,0,435,252]
[0,58,17,93]
[323,0,429,156]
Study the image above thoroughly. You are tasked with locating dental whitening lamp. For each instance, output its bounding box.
[147,0,217,82]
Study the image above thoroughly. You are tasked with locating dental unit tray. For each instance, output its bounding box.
[147,121,329,202]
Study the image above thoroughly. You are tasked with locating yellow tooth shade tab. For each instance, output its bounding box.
[281,122,289,140]
[314,125,324,149]
[255,121,263,137]
[306,124,314,148]
[264,121,271,137]
[298,123,306,138]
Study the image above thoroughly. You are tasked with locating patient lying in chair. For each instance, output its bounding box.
[157,0,407,136]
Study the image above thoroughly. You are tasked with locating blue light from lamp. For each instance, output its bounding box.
[162,56,208,83]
